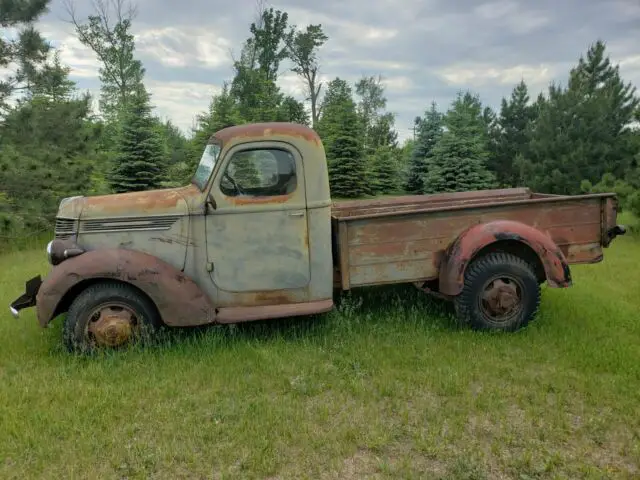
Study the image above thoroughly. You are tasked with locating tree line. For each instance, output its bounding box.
[1,0,639,238]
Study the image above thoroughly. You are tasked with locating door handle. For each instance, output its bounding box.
[289,211,304,217]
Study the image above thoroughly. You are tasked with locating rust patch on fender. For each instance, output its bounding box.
[35,249,216,328]
[439,220,572,296]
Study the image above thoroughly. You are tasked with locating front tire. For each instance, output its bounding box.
[63,281,161,353]
[453,252,541,332]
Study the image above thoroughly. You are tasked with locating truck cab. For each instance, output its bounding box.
[10,123,335,352]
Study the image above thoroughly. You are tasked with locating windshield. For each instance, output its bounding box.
[192,143,221,190]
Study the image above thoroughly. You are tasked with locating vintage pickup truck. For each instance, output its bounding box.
[10,122,626,352]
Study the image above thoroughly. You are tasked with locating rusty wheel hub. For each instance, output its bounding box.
[481,277,522,319]
[88,305,137,348]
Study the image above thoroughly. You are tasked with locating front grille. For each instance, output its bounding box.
[55,218,76,239]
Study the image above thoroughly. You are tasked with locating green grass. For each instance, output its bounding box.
[0,218,639,479]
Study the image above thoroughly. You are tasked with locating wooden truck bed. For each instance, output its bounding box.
[330,187,619,290]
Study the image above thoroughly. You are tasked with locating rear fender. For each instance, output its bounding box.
[36,249,215,327]
[438,220,572,296]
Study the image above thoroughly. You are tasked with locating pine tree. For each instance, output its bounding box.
[191,83,242,157]
[489,80,537,187]
[523,41,640,194]
[109,86,166,192]
[0,0,52,113]
[423,133,496,193]
[277,95,309,125]
[423,92,495,193]
[317,78,367,198]
[0,60,102,233]
[370,145,398,194]
[405,102,443,193]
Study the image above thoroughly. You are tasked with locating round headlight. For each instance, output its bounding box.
[46,240,54,265]
[46,239,85,266]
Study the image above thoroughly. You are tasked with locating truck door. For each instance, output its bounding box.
[205,141,311,294]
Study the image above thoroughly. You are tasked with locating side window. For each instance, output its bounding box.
[220,148,297,197]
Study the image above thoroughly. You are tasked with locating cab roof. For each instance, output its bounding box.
[211,122,321,146]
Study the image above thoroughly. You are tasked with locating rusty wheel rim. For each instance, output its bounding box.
[86,302,140,348]
[478,275,524,324]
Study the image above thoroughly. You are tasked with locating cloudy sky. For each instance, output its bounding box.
[35,0,640,142]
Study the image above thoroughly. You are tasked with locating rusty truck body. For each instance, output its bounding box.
[9,122,626,352]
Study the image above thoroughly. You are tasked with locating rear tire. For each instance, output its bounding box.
[63,281,161,353]
[453,252,540,332]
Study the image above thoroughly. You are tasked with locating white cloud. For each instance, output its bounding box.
[381,75,415,92]
[474,0,520,20]
[147,80,221,132]
[135,26,233,69]
[436,63,555,89]
[284,7,398,47]
[611,0,640,18]
[619,55,640,69]
[39,23,102,79]
[473,0,549,33]
[328,58,416,71]
[618,55,640,86]
[277,71,306,97]
[56,36,102,78]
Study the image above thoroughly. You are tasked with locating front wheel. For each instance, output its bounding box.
[63,281,161,353]
[453,252,541,332]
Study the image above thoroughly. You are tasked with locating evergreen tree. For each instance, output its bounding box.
[405,102,443,193]
[191,83,242,156]
[523,41,639,194]
[0,61,102,233]
[397,138,415,187]
[423,92,495,193]
[155,119,191,188]
[0,0,52,113]
[370,145,399,194]
[277,95,310,125]
[489,80,537,187]
[317,78,367,198]
[109,87,165,192]
[581,172,635,212]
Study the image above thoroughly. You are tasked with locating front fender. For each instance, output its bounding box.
[438,220,572,296]
[35,248,216,328]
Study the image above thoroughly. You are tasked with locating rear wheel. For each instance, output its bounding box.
[63,281,161,353]
[453,252,540,332]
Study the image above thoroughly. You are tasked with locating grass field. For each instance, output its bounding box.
[0,217,639,479]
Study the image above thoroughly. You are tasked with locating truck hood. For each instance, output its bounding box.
[58,184,203,219]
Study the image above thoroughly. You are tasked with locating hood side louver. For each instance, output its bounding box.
[79,215,181,234]
[55,218,77,239]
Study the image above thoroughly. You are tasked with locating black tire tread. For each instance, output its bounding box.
[63,281,161,353]
[454,251,541,331]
